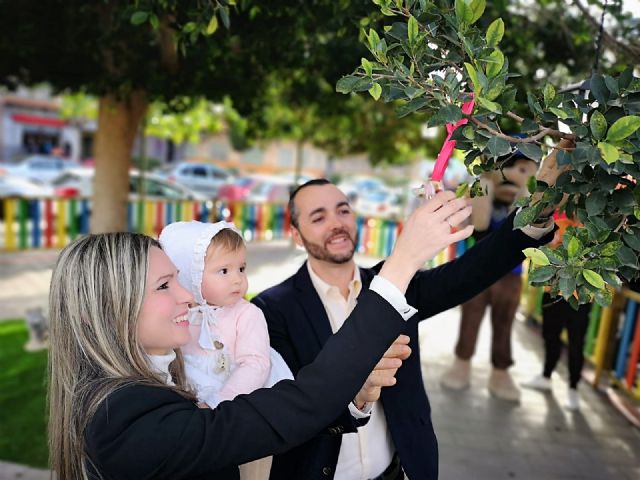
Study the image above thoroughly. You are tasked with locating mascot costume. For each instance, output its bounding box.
[440,148,538,401]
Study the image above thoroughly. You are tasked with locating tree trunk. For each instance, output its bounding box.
[294,140,304,185]
[92,91,147,233]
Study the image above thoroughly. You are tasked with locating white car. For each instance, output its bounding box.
[4,155,79,183]
[155,162,232,198]
[352,189,404,220]
[51,168,210,202]
[0,173,54,197]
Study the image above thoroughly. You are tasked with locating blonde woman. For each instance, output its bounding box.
[47,191,473,480]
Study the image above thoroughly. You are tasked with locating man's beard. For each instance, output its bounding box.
[300,229,356,264]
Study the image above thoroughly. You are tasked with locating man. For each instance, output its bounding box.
[253,148,563,479]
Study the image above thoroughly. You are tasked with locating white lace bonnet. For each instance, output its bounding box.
[159,220,242,306]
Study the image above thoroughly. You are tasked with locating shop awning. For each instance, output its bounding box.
[12,113,66,128]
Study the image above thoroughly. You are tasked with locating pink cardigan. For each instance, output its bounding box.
[181,298,271,403]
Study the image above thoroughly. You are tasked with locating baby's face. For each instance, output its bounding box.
[201,244,248,307]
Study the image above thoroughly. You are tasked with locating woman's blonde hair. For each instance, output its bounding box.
[48,232,194,479]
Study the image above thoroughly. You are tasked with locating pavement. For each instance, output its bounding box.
[1,242,639,480]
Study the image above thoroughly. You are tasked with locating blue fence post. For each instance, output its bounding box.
[31,199,41,248]
[80,199,90,234]
[615,300,638,379]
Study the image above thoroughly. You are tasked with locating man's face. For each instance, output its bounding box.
[292,184,358,264]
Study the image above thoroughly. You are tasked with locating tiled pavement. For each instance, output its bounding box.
[1,242,639,479]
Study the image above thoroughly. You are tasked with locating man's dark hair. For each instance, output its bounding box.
[288,178,332,229]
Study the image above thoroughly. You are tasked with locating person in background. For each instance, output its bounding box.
[521,212,592,411]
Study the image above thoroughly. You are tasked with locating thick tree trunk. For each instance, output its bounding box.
[92,92,147,233]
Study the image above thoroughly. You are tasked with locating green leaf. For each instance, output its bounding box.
[585,190,607,216]
[549,107,568,119]
[529,265,556,283]
[367,29,381,51]
[567,236,583,258]
[582,269,605,289]
[590,74,610,105]
[635,207,640,220]
[559,276,576,299]
[514,202,544,228]
[149,14,159,29]
[540,247,565,265]
[218,7,230,29]
[205,15,219,35]
[469,0,486,24]
[605,116,640,143]
[623,231,640,251]
[396,97,429,117]
[477,96,502,113]
[598,241,622,257]
[464,62,481,94]
[543,84,555,107]
[408,16,419,44]
[455,183,470,198]
[617,246,639,267]
[486,18,504,47]
[455,0,474,25]
[527,175,536,194]
[361,58,373,76]
[597,142,620,164]
[486,136,511,156]
[183,22,197,33]
[462,126,475,140]
[130,11,149,25]
[517,143,543,161]
[594,287,613,307]
[485,49,504,78]
[369,83,382,101]
[523,248,550,266]
[590,111,607,141]
[336,75,363,94]
[602,271,623,289]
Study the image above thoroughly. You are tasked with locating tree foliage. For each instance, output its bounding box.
[338,0,640,306]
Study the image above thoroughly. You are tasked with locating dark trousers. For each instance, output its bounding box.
[455,273,522,369]
[541,293,591,389]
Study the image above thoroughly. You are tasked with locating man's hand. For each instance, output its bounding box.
[380,191,474,293]
[353,335,412,409]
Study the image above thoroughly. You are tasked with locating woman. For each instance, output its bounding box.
[47,191,473,479]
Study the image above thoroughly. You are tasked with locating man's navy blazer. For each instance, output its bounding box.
[253,213,553,480]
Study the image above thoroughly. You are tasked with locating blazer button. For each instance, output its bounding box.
[328,427,337,435]
[322,466,333,476]
[336,425,344,433]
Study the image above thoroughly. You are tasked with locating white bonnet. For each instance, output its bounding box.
[159,220,242,306]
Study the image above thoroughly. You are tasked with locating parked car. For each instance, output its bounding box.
[0,173,54,198]
[352,189,404,220]
[337,176,387,203]
[155,162,232,198]
[4,155,79,183]
[245,177,294,204]
[0,172,54,219]
[217,176,261,202]
[51,168,210,202]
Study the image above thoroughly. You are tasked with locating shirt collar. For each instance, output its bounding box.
[307,261,362,299]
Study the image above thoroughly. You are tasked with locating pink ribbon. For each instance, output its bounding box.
[432,98,475,182]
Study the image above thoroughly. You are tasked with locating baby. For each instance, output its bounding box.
[160,220,292,479]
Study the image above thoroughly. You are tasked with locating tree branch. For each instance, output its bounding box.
[572,0,640,63]
[466,114,574,143]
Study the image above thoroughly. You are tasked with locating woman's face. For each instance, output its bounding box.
[137,246,194,355]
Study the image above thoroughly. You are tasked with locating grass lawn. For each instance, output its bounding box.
[0,320,48,468]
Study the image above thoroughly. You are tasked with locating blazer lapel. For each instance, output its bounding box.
[293,262,334,347]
